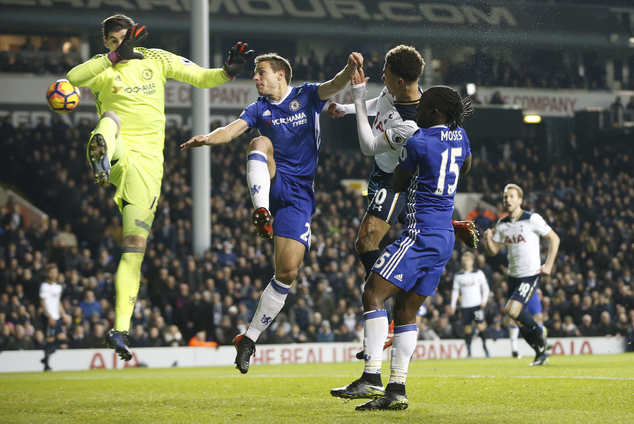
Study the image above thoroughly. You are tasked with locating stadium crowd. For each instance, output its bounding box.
[1,42,626,92]
[0,114,633,358]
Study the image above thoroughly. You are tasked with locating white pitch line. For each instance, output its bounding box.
[63,374,634,381]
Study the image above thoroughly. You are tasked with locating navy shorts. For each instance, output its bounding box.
[508,274,541,306]
[372,228,453,297]
[366,163,406,226]
[461,305,486,326]
[269,172,315,252]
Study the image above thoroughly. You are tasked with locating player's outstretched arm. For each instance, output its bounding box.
[180,119,249,151]
[318,52,363,100]
[327,96,380,119]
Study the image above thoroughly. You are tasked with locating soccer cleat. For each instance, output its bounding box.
[529,352,549,366]
[355,391,409,411]
[233,334,256,374]
[331,379,385,399]
[512,351,522,359]
[452,219,479,249]
[87,134,111,187]
[251,207,273,239]
[104,329,132,361]
[356,321,394,360]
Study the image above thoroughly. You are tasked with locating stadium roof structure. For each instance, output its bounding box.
[0,0,631,51]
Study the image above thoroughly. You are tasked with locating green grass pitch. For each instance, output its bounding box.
[1,353,632,423]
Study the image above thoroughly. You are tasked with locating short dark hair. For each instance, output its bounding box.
[254,53,293,85]
[427,85,474,131]
[45,263,58,272]
[385,45,425,83]
[102,14,135,39]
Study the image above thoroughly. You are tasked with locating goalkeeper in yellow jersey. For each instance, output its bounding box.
[67,14,253,361]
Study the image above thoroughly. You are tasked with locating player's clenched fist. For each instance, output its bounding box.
[180,134,210,151]
[347,52,364,69]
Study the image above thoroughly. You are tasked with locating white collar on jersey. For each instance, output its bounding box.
[269,86,293,105]
[429,124,448,129]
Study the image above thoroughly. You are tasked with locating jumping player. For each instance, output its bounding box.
[329,45,423,357]
[180,51,363,374]
[331,86,473,411]
[67,14,252,360]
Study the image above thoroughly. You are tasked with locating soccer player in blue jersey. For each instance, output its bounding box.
[67,14,252,361]
[180,51,363,373]
[331,86,473,410]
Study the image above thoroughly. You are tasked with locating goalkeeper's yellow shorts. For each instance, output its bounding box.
[109,147,163,217]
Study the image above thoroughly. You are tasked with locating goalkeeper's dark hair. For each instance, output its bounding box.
[254,53,292,85]
[102,14,135,39]
[428,85,475,131]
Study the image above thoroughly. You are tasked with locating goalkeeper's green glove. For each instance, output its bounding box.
[108,24,148,65]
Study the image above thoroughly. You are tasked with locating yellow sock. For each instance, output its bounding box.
[114,250,144,332]
[92,116,119,162]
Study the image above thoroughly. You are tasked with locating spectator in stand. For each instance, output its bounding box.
[595,311,616,336]
[85,322,106,348]
[79,290,102,320]
[578,314,596,337]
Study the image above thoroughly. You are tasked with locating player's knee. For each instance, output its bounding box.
[248,136,273,155]
[504,303,519,320]
[355,229,376,254]
[102,110,121,127]
[275,267,298,285]
[362,286,385,311]
[354,235,366,254]
[122,235,146,249]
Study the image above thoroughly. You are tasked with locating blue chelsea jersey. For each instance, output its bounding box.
[239,83,327,179]
[398,125,471,230]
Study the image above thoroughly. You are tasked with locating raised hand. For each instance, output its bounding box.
[224,41,255,78]
[351,68,369,87]
[109,24,148,65]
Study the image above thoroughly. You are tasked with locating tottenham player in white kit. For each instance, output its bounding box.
[331,86,473,411]
[450,251,490,358]
[483,184,560,366]
[181,51,363,374]
[39,263,69,371]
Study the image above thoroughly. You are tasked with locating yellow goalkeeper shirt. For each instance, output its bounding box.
[67,48,231,154]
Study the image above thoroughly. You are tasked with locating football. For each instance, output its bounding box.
[46,79,81,113]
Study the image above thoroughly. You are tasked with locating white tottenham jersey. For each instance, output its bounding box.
[372,87,420,173]
[451,269,490,309]
[39,282,63,320]
[492,211,552,278]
